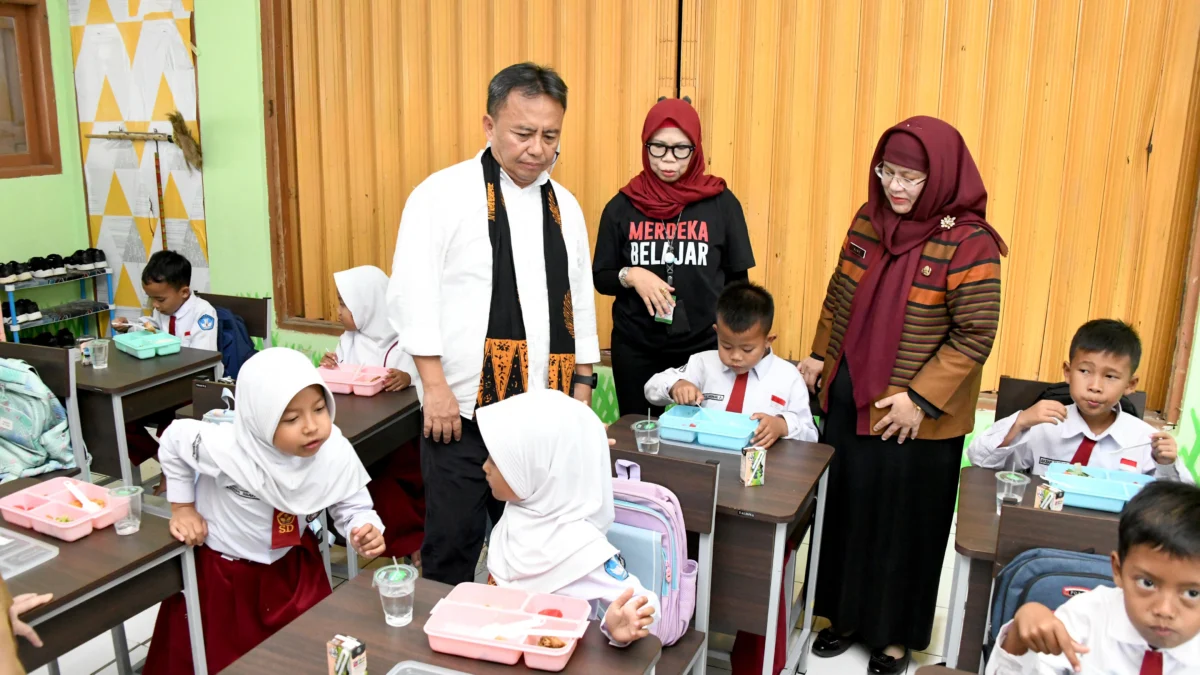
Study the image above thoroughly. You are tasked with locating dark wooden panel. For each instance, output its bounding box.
[78,389,123,479]
[197,292,272,341]
[610,447,718,535]
[654,629,705,675]
[917,668,975,675]
[995,505,1119,573]
[955,557,993,673]
[74,347,222,394]
[122,374,201,420]
[709,514,774,636]
[192,378,236,416]
[335,388,420,442]
[0,342,72,399]
[996,376,1146,420]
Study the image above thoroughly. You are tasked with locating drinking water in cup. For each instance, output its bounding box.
[92,338,111,369]
[632,419,660,455]
[374,563,417,627]
[108,485,144,535]
[995,471,1030,516]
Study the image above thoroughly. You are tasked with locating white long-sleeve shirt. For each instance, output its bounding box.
[334,336,416,377]
[160,427,384,565]
[644,350,818,442]
[387,152,600,419]
[985,586,1200,674]
[551,555,661,648]
[151,293,218,352]
[967,404,1192,483]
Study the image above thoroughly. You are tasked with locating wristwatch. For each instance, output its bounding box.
[572,373,598,389]
[618,267,632,289]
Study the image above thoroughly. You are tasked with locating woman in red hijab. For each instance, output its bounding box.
[799,117,1007,674]
[592,98,755,416]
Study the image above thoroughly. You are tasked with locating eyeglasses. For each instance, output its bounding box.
[874,162,927,191]
[646,143,696,160]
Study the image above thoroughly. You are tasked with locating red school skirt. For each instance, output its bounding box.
[366,439,425,558]
[142,534,331,675]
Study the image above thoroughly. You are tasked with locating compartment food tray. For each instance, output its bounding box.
[1045,462,1154,513]
[318,365,390,396]
[657,405,758,451]
[0,477,131,541]
[114,331,182,359]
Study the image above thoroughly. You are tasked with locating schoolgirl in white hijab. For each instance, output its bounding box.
[144,348,386,675]
[477,389,659,646]
[321,265,414,391]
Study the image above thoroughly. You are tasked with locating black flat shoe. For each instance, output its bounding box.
[867,647,910,674]
[812,628,855,658]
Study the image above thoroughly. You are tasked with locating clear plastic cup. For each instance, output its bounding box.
[108,485,143,535]
[92,339,111,369]
[995,471,1030,516]
[632,419,660,455]
[374,563,418,627]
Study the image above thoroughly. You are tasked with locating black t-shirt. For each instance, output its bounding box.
[593,190,756,353]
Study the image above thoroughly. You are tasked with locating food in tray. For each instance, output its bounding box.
[537,609,563,618]
[69,498,104,509]
[45,515,72,523]
[10,505,27,511]
[1064,463,1090,477]
[538,636,567,649]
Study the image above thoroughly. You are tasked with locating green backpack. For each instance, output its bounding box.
[0,357,76,480]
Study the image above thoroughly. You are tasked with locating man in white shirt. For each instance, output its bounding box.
[388,63,600,584]
[986,482,1200,674]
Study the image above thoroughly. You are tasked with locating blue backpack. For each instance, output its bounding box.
[214,306,258,379]
[989,548,1114,650]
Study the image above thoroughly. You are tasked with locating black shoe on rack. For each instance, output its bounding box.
[29,331,54,347]
[1,301,13,324]
[20,299,41,322]
[28,257,50,279]
[87,248,107,269]
[54,328,75,347]
[70,249,93,271]
[0,262,16,284]
[13,262,32,282]
[46,254,66,276]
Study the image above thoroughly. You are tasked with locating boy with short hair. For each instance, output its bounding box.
[968,319,1192,483]
[643,282,817,447]
[113,250,218,352]
[986,481,1200,673]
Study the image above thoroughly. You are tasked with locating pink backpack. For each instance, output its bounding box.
[611,459,697,646]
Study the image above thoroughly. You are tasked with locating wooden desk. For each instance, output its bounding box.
[0,478,208,674]
[609,415,835,675]
[76,347,221,488]
[917,668,974,675]
[225,576,661,675]
[945,467,1120,671]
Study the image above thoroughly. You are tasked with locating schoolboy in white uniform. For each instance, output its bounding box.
[644,281,818,447]
[114,250,218,352]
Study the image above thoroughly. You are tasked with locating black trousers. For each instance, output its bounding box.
[610,331,702,418]
[419,416,506,585]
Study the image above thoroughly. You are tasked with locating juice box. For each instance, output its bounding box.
[1034,483,1065,512]
[327,635,367,675]
[741,446,766,487]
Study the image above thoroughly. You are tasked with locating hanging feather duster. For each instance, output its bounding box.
[167,111,203,171]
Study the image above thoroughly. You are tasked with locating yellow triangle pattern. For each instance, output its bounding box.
[143,11,173,21]
[129,0,141,18]
[150,74,177,122]
[186,120,200,142]
[124,121,150,165]
[135,216,157,255]
[103,176,131,217]
[70,25,86,67]
[162,175,187,219]
[181,0,194,11]
[190,220,208,260]
[116,21,142,67]
[88,215,104,245]
[95,77,123,122]
[114,266,141,308]
[175,19,194,64]
[87,0,116,25]
[79,122,94,163]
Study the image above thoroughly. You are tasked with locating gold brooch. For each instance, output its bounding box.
[940,216,956,230]
[921,266,932,277]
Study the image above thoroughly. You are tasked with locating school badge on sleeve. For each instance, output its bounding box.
[605,555,630,581]
[198,314,215,331]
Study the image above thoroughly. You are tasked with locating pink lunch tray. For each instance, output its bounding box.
[0,477,131,542]
[318,365,390,397]
[424,583,592,672]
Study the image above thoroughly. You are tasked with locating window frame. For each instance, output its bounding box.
[0,0,61,180]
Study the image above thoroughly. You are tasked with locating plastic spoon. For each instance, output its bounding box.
[64,481,101,513]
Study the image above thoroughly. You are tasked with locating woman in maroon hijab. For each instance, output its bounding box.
[593,98,756,416]
[799,117,1007,673]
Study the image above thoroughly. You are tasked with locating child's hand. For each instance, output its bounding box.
[9,592,53,647]
[351,524,386,558]
[169,504,208,546]
[111,317,130,333]
[320,352,338,369]
[1004,603,1089,671]
[603,588,655,644]
[750,413,788,448]
[669,380,704,406]
[1016,400,1068,432]
[1151,432,1178,465]
[384,368,411,392]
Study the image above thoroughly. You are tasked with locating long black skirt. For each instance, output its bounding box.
[813,364,962,651]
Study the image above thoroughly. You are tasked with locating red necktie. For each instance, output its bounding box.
[1070,437,1097,465]
[168,315,176,336]
[727,372,748,413]
[1140,649,1163,675]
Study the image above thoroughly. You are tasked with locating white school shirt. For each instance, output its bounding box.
[550,556,661,647]
[387,151,600,419]
[967,404,1192,483]
[335,336,416,378]
[160,426,384,565]
[643,350,818,442]
[151,293,218,352]
[985,586,1200,674]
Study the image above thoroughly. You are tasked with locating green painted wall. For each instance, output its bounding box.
[1173,313,1200,479]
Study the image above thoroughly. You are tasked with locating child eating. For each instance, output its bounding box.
[321,265,413,392]
[644,281,817,447]
[476,389,658,645]
[968,319,1192,482]
[143,348,386,674]
[986,481,1200,673]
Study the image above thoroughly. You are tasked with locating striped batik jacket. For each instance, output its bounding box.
[812,213,1002,440]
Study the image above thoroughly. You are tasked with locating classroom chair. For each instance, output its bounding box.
[610,447,719,675]
[0,342,89,482]
[995,375,1147,421]
[195,292,274,348]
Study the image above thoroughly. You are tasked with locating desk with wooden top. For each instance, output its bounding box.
[0,478,208,675]
[224,576,662,675]
[608,415,835,675]
[945,467,1121,671]
[76,347,221,490]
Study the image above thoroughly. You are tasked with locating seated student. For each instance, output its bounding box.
[477,390,659,646]
[320,265,424,562]
[968,319,1192,483]
[143,348,386,675]
[644,281,817,447]
[985,481,1200,673]
[115,250,221,469]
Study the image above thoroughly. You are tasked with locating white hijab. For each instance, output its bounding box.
[334,266,396,367]
[180,348,370,515]
[478,390,618,594]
